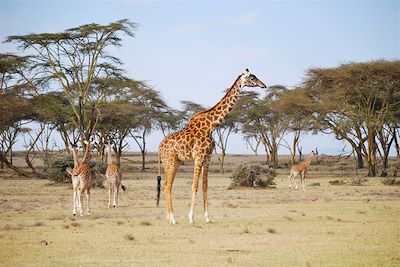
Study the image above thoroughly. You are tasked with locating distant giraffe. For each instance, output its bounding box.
[68,140,94,216]
[157,69,267,224]
[105,143,126,208]
[66,144,81,216]
[288,151,316,191]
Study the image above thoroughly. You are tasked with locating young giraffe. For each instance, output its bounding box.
[288,151,316,191]
[66,144,81,216]
[70,140,94,216]
[105,143,126,208]
[157,69,267,224]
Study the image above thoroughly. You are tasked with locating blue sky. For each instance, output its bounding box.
[1,0,399,154]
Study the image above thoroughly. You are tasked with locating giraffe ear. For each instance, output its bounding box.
[246,68,249,73]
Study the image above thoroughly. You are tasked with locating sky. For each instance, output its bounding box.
[1,0,399,155]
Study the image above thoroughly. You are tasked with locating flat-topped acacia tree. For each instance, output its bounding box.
[6,19,138,145]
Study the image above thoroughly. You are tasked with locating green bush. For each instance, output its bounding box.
[45,156,106,187]
[229,162,276,189]
[44,156,74,183]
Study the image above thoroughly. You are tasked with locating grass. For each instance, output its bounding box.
[0,154,399,266]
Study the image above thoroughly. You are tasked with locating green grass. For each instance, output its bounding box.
[0,154,399,266]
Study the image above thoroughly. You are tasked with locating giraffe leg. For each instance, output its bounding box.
[163,159,179,224]
[86,189,91,215]
[293,174,299,190]
[202,153,212,223]
[115,186,120,208]
[288,172,293,189]
[79,189,84,216]
[189,158,204,224]
[301,172,306,192]
[76,189,81,212]
[113,185,117,208]
[72,189,77,216]
[108,185,112,208]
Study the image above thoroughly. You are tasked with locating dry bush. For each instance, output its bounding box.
[329,179,347,185]
[382,177,400,186]
[350,177,369,186]
[124,233,135,241]
[32,221,45,227]
[140,221,152,226]
[229,162,276,189]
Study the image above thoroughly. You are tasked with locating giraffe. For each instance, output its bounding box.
[69,140,94,216]
[157,69,267,224]
[105,143,126,208]
[66,144,81,216]
[288,151,316,191]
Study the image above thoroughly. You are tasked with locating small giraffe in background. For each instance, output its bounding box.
[105,143,126,208]
[157,69,267,224]
[69,140,94,216]
[288,151,316,191]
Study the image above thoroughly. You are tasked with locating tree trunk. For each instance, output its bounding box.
[218,151,225,173]
[9,147,13,165]
[380,154,389,177]
[0,151,36,178]
[141,150,146,171]
[355,145,364,169]
[365,125,377,177]
[393,129,400,159]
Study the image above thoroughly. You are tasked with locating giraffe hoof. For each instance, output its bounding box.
[113,205,116,208]
[72,213,76,216]
[205,218,211,224]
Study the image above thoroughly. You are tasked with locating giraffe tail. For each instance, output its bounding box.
[156,151,162,207]
[156,175,161,207]
[121,184,126,191]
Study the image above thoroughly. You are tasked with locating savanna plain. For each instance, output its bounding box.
[0,153,399,267]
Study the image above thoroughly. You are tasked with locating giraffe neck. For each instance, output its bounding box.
[81,144,91,164]
[107,148,115,164]
[195,75,244,131]
[72,147,79,167]
[302,155,313,167]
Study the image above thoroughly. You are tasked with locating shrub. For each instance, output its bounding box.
[45,155,106,187]
[350,177,368,186]
[382,177,400,186]
[329,179,346,185]
[44,156,74,183]
[229,162,276,189]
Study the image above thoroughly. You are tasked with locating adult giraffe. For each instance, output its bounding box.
[157,69,267,224]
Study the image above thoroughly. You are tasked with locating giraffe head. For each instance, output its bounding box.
[240,69,267,89]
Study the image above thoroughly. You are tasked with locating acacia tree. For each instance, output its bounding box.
[273,87,314,164]
[117,85,169,171]
[240,88,288,166]
[304,60,400,176]
[6,20,137,150]
[0,54,40,174]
